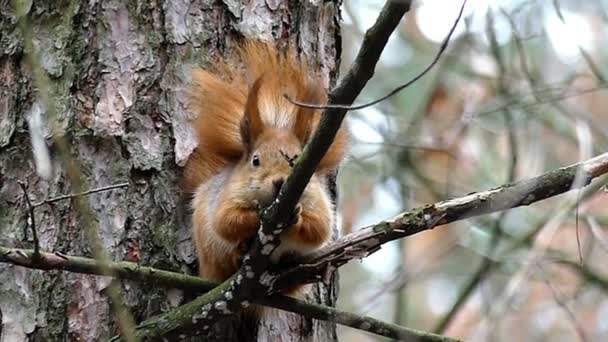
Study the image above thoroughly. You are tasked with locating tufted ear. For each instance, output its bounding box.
[240,76,265,153]
[293,86,322,145]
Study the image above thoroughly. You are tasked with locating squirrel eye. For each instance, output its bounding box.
[252,154,260,167]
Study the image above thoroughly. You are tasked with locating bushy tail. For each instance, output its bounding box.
[184,41,348,193]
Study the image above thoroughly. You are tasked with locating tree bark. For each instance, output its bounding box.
[0,1,341,341]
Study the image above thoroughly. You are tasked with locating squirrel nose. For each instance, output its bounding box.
[273,178,285,194]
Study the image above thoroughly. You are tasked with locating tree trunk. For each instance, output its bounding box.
[0,1,341,341]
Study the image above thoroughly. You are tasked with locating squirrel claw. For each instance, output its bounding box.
[237,238,253,254]
[232,238,253,269]
[252,199,261,210]
[288,204,302,227]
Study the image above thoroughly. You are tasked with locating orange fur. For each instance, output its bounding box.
[186,41,348,289]
[184,41,348,192]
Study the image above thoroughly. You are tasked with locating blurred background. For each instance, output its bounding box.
[335,0,608,341]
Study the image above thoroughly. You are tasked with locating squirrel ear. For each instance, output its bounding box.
[293,86,321,145]
[240,76,265,152]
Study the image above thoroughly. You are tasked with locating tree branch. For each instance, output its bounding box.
[6,148,608,339]
[274,152,608,289]
[286,0,467,111]
[108,150,608,340]
[0,246,460,342]
[32,182,129,208]
[110,0,608,338]
[112,1,415,340]
[268,296,461,342]
[5,155,607,341]
[433,172,608,333]
[560,259,608,293]
[17,181,40,259]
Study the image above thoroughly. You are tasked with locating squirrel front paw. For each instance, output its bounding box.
[232,238,253,269]
[288,204,302,227]
[237,238,253,255]
[230,249,244,270]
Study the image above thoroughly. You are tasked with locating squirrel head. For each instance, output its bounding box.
[234,76,314,208]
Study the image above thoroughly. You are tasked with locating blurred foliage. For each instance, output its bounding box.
[336,1,608,341]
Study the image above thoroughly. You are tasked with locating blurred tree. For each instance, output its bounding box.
[337,1,608,341]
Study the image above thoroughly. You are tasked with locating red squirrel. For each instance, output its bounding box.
[184,41,348,284]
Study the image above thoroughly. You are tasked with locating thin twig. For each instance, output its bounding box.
[477,85,608,119]
[267,296,462,342]
[575,189,583,264]
[433,215,505,333]
[0,246,461,342]
[586,216,608,253]
[17,181,40,259]
[284,0,467,111]
[359,141,457,158]
[560,259,608,293]
[32,182,129,207]
[537,263,589,342]
[472,166,599,338]
[499,7,540,100]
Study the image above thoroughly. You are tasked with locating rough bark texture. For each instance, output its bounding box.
[0,1,341,341]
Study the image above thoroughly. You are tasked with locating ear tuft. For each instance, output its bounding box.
[293,86,323,145]
[240,76,265,152]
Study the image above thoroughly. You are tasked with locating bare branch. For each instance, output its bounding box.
[0,246,216,292]
[268,296,462,342]
[17,179,128,261]
[6,153,608,340]
[560,259,608,293]
[107,143,606,341]
[276,153,608,289]
[32,182,129,208]
[114,1,416,340]
[0,247,460,342]
[433,174,607,334]
[5,157,608,341]
[17,181,40,259]
[537,264,589,342]
[285,0,467,111]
